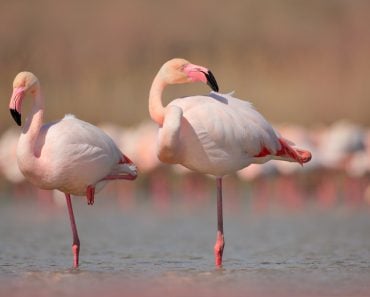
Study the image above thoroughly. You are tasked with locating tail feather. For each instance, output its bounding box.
[119,154,138,177]
[120,154,135,165]
[276,138,312,165]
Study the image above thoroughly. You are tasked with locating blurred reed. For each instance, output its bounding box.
[1,0,370,130]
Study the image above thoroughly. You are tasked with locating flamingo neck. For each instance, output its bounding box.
[149,73,166,125]
[21,90,45,158]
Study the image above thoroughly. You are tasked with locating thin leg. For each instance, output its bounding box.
[87,185,95,205]
[94,154,137,193]
[214,177,225,267]
[65,193,80,268]
[88,172,136,205]
[100,153,138,182]
[102,174,137,181]
[106,154,137,181]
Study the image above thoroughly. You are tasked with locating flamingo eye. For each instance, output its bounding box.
[179,64,187,72]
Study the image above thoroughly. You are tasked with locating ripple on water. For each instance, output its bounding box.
[0,203,370,296]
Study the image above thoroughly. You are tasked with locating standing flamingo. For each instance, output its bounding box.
[0,127,24,184]
[8,72,137,268]
[149,58,312,267]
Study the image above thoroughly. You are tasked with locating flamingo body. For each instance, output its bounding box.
[17,114,134,195]
[160,92,284,176]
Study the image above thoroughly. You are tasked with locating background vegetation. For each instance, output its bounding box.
[1,0,369,130]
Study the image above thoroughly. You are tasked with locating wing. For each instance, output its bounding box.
[171,92,280,159]
[37,115,123,187]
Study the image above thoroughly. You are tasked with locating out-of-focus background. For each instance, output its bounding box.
[1,0,370,126]
[0,1,370,297]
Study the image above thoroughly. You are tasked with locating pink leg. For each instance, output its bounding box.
[214,177,225,267]
[65,193,80,268]
[87,185,95,205]
[102,174,137,181]
[102,154,137,181]
[87,170,136,205]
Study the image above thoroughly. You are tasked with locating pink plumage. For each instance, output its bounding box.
[8,72,137,268]
[149,58,312,267]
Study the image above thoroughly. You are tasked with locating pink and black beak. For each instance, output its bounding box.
[9,87,24,126]
[10,109,21,126]
[203,70,219,92]
[184,63,219,92]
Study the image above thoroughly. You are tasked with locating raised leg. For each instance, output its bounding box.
[102,174,137,181]
[88,171,136,205]
[87,185,95,205]
[100,154,137,182]
[65,193,80,268]
[107,154,138,180]
[214,177,225,267]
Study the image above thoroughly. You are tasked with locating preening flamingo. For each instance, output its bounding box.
[8,72,137,268]
[149,58,312,267]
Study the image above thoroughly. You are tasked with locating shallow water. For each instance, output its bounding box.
[0,196,369,297]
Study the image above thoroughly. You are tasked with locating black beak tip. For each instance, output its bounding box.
[10,109,22,126]
[205,70,219,92]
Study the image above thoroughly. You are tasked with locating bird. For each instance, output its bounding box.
[8,71,137,268]
[119,121,160,174]
[0,127,24,185]
[149,58,312,267]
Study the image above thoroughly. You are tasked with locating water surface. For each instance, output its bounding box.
[0,197,369,297]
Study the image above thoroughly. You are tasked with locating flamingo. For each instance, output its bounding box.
[149,58,312,267]
[8,72,137,268]
[0,127,24,184]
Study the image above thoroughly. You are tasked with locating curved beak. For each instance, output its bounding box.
[184,63,220,92]
[10,109,21,126]
[203,70,219,92]
[9,87,24,126]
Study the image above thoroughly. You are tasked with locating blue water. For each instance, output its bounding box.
[0,193,369,297]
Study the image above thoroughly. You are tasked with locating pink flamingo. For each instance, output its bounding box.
[149,58,312,267]
[0,127,24,184]
[8,72,137,268]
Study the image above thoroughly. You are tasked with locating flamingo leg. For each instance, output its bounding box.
[102,174,137,181]
[86,172,136,206]
[86,185,95,205]
[100,154,137,182]
[214,177,225,267]
[65,193,80,268]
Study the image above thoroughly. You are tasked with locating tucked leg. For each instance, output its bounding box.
[102,174,137,181]
[214,177,225,267]
[116,154,137,179]
[100,154,137,182]
[65,193,80,268]
[86,185,95,205]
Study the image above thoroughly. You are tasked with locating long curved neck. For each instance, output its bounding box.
[149,72,166,125]
[20,89,44,159]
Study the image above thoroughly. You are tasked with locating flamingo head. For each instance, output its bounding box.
[159,58,219,92]
[9,72,39,126]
